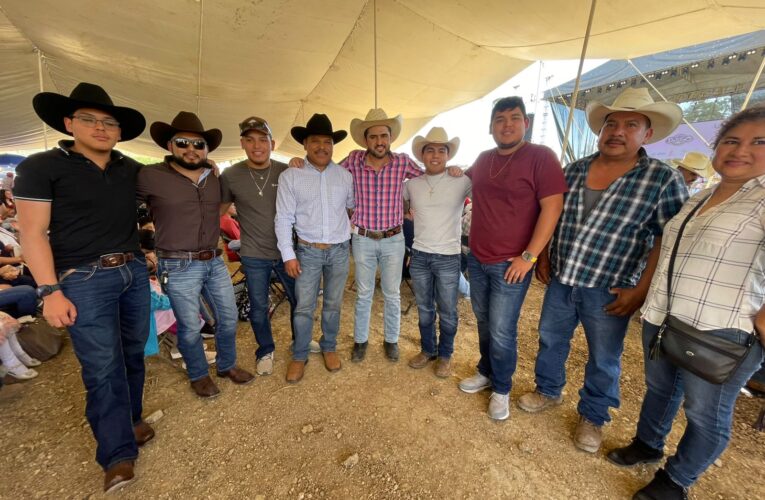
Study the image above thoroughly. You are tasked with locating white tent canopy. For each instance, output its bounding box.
[2,0,765,160]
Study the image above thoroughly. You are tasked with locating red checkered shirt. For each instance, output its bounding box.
[342,150,423,231]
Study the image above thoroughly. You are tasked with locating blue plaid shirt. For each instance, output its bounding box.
[550,149,688,288]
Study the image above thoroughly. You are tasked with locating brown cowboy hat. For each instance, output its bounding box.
[32,82,146,141]
[150,111,222,152]
[290,114,347,144]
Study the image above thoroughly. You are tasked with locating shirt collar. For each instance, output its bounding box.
[57,139,124,162]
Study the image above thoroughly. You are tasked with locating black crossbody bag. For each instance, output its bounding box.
[649,196,756,384]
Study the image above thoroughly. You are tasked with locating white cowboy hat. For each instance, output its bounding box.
[670,151,712,178]
[350,108,403,148]
[585,87,682,144]
[411,127,460,162]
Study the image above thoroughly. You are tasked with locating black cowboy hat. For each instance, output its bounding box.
[290,114,347,144]
[150,111,223,152]
[32,82,146,141]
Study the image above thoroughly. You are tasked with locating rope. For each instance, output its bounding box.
[36,48,48,149]
[373,0,378,108]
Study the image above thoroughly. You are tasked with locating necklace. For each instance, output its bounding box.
[489,142,525,179]
[424,172,446,197]
[247,163,272,196]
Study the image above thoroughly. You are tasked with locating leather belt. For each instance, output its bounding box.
[355,225,402,240]
[156,249,222,260]
[86,252,135,269]
[297,238,333,250]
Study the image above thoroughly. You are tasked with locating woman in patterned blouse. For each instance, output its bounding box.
[607,106,765,500]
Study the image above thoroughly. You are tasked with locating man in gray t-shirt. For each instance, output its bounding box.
[221,116,315,376]
[403,127,471,378]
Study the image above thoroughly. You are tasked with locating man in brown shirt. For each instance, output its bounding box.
[137,112,253,398]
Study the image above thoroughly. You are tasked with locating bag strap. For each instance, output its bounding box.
[666,194,711,313]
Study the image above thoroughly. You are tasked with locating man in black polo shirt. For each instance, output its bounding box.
[137,112,254,399]
[14,82,152,493]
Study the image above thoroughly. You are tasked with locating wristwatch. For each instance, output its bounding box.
[521,251,538,263]
[36,284,62,298]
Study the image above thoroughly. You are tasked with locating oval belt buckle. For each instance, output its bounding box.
[685,350,695,357]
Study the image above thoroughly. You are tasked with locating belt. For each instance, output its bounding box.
[355,225,402,240]
[86,252,135,269]
[156,249,222,260]
[297,238,333,250]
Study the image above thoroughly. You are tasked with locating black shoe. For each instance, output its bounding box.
[383,341,399,362]
[607,437,663,467]
[351,342,368,363]
[633,469,687,500]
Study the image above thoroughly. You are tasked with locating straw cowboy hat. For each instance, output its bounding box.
[585,87,682,144]
[411,127,460,162]
[350,108,403,148]
[32,82,146,141]
[671,151,713,178]
[290,113,347,144]
[150,111,222,152]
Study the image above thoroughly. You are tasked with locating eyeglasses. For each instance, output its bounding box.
[71,115,120,130]
[172,138,207,150]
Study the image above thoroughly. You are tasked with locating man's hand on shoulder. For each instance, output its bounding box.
[289,158,305,169]
[447,166,464,177]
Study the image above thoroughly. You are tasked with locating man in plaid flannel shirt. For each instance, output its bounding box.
[518,88,689,453]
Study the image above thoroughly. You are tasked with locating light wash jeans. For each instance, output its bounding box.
[157,257,238,381]
[351,231,405,343]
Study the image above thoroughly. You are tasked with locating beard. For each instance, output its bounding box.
[366,146,389,160]
[172,154,211,170]
[496,139,523,151]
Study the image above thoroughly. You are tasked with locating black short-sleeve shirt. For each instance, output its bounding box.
[13,141,141,269]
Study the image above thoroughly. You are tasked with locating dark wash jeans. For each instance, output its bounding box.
[59,259,150,470]
[409,249,460,358]
[636,321,764,488]
[468,253,532,395]
[240,256,296,359]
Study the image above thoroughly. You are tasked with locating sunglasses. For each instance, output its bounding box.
[172,138,207,150]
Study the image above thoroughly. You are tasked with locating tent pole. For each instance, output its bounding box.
[627,59,710,148]
[373,0,378,108]
[196,0,205,115]
[36,48,48,150]
[741,55,765,111]
[559,0,597,165]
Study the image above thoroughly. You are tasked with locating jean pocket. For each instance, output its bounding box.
[159,258,190,274]
[58,266,98,284]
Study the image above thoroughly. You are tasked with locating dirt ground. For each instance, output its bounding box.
[2,272,764,499]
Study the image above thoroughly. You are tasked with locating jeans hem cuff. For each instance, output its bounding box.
[104,455,138,471]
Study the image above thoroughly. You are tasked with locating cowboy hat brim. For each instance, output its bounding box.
[150,122,223,152]
[674,159,713,177]
[585,101,682,144]
[32,92,146,141]
[412,136,460,163]
[290,128,347,144]
[350,115,403,148]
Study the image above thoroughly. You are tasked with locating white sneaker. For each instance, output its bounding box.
[488,392,510,421]
[256,352,274,376]
[14,351,41,367]
[459,372,491,393]
[7,363,38,380]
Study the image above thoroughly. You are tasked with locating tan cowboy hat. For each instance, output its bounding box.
[350,108,403,148]
[411,127,460,162]
[585,87,682,144]
[670,151,712,178]
[150,111,222,152]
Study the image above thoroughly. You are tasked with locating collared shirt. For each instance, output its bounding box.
[342,150,422,231]
[550,149,688,288]
[13,140,141,269]
[136,158,220,252]
[275,159,354,262]
[642,176,765,332]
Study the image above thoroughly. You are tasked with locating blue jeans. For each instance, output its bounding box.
[533,277,630,425]
[292,241,349,360]
[636,322,764,488]
[409,249,460,358]
[240,256,296,359]
[157,257,238,381]
[0,285,38,317]
[59,259,150,470]
[351,231,405,343]
[468,253,532,395]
